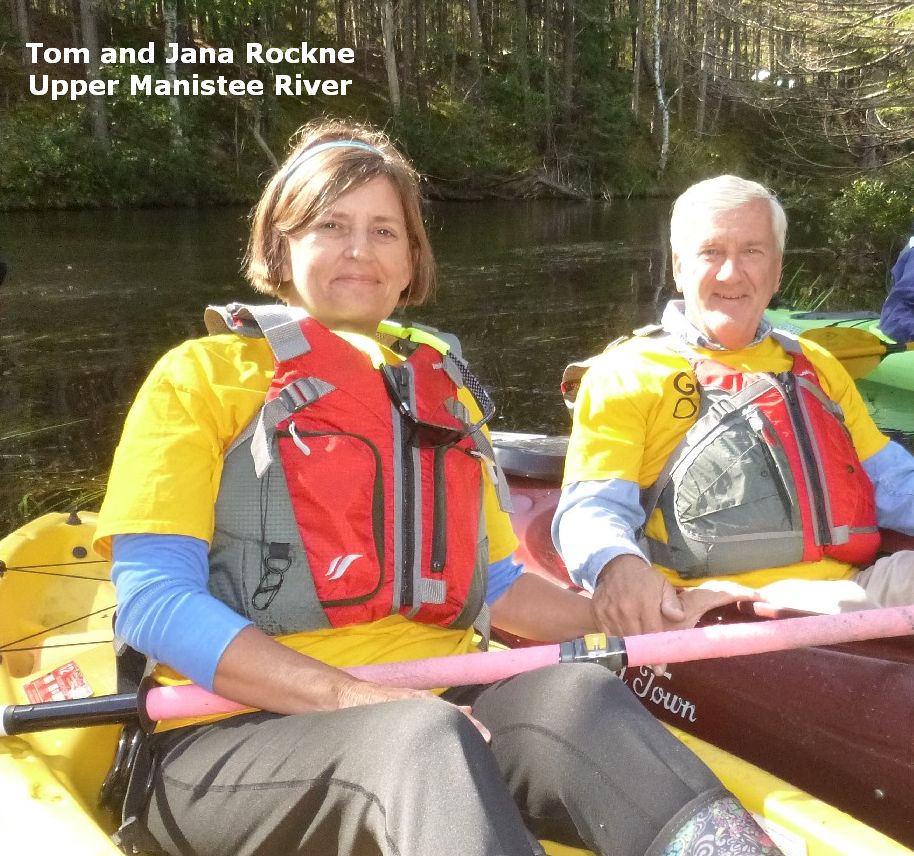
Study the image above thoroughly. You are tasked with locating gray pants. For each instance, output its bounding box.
[137,665,756,856]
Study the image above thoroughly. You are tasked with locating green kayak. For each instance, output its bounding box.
[765,305,914,435]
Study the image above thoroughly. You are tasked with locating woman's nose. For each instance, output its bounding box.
[344,228,371,259]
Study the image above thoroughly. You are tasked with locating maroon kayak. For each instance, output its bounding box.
[493,432,914,849]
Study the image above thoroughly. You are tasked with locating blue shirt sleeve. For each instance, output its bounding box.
[551,479,649,591]
[880,237,914,342]
[485,554,524,604]
[112,533,251,690]
[863,440,914,535]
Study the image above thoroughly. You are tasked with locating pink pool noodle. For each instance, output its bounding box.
[144,605,914,723]
[625,603,914,666]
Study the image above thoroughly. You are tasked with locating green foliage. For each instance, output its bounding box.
[826,169,914,268]
[0,97,253,209]
[394,91,535,183]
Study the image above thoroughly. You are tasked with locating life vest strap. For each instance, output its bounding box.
[251,379,335,477]
[205,303,312,362]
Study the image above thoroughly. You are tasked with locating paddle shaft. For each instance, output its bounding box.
[3,605,913,736]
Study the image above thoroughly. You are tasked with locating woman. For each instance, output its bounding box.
[94,119,780,856]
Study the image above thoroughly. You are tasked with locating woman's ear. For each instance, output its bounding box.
[278,237,293,283]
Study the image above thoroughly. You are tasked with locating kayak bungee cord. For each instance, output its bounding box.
[0,603,115,654]
[3,604,913,737]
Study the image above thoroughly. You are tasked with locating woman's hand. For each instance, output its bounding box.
[337,680,490,741]
[213,625,490,740]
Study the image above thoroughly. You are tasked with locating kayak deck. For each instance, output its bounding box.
[765,306,914,436]
[2,511,912,855]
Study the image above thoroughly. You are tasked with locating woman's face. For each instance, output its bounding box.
[283,176,413,334]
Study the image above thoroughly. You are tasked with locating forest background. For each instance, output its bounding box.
[2,0,914,285]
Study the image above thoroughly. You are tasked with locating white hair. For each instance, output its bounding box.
[670,175,787,254]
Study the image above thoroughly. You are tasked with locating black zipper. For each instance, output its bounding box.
[431,446,447,572]
[778,372,831,546]
[392,367,416,607]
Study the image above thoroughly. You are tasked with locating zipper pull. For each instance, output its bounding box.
[288,422,311,456]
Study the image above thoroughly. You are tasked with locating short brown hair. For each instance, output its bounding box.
[245,119,435,306]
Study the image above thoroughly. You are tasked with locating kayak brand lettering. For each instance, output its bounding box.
[622,666,697,722]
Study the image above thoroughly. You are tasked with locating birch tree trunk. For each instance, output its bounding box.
[381,0,401,113]
[79,0,110,152]
[653,0,669,173]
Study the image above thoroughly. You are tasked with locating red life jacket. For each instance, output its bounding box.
[641,338,880,578]
[206,304,499,634]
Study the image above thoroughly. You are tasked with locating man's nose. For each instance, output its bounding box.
[716,256,739,281]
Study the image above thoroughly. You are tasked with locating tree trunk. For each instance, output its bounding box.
[562,0,574,125]
[401,0,416,101]
[653,0,669,174]
[468,0,483,82]
[381,0,401,113]
[13,0,31,62]
[175,0,192,46]
[630,0,642,119]
[335,0,348,43]
[415,0,427,110]
[161,0,183,143]
[78,0,110,152]
[542,0,554,152]
[696,15,710,134]
[517,0,532,127]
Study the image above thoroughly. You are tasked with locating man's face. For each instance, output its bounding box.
[672,198,783,350]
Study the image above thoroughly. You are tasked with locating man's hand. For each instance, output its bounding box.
[592,554,685,637]
[592,558,757,674]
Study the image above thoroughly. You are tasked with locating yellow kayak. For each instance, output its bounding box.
[1,513,910,855]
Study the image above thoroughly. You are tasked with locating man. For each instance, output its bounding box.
[553,175,914,639]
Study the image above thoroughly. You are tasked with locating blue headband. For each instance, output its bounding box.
[281,140,385,188]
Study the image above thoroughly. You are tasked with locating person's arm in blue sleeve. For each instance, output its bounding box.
[880,236,914,342]
[864,440,914,535]
[551,479,649,592]
[112,533,252,690]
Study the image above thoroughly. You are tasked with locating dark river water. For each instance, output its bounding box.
[0,199,892,531]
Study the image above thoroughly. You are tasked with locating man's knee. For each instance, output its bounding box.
[856,550,914,607]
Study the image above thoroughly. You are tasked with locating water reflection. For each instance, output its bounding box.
[0,200,907,530]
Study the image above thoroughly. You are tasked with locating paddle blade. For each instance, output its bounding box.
[799,327,887,378]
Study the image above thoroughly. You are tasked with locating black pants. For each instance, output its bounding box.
[137,665,766,856]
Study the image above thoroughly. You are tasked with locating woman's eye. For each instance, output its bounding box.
[376,227,396,238]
